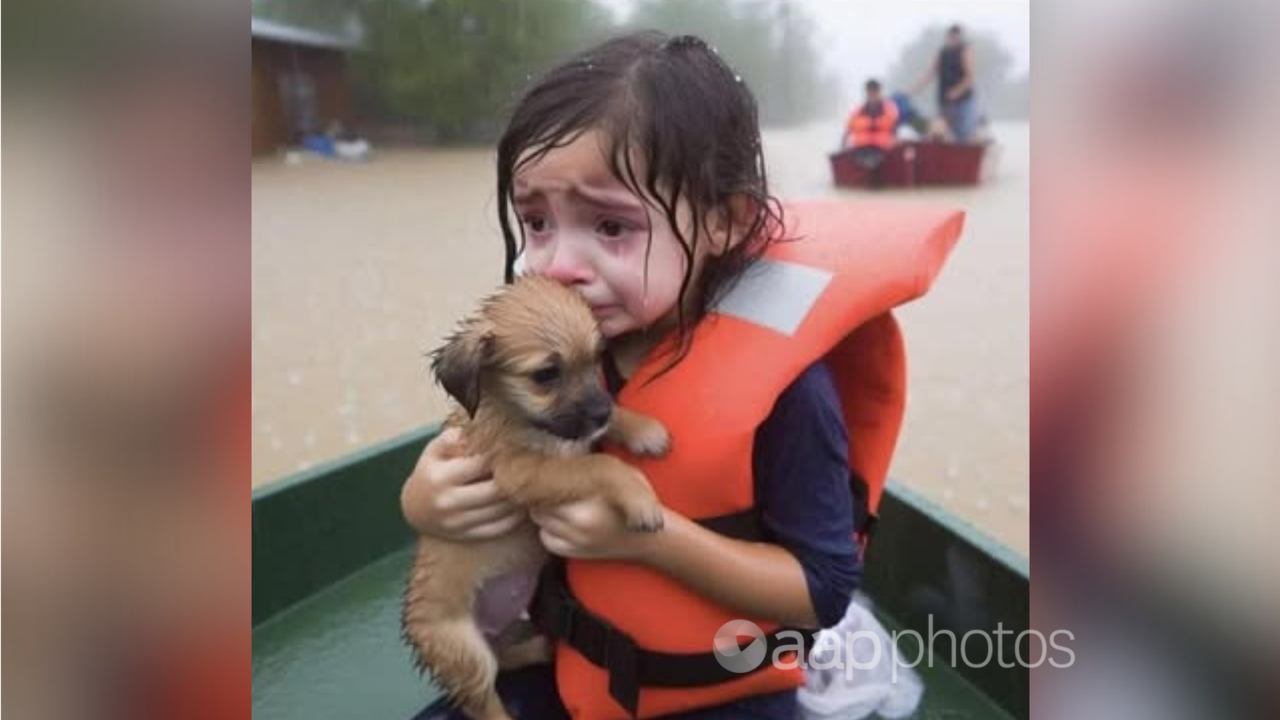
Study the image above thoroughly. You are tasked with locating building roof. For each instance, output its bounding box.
[251,16,361,51]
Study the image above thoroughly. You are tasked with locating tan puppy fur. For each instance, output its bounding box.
[402,277,669,720]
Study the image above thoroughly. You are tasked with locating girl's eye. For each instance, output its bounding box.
[597,219,629,239]
[522,215,549,234]
[530,365,561,386]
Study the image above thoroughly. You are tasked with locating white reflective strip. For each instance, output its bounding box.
[713,258,832,336]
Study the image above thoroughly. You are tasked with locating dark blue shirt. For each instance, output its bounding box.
[752,360,862,629]
[419,361,862,720]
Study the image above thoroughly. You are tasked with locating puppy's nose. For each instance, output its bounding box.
[588,407,611,429]
[581,395,613,430]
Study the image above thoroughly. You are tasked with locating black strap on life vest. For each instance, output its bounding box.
[673,470,879,549]
[531,557,815,718]
[696,507,765,540]
[530,509,818,718]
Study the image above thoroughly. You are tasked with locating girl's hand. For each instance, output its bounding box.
[400,427,525,541]
[530,499,664,561]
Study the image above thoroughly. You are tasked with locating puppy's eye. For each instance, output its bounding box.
[530,366,561,387]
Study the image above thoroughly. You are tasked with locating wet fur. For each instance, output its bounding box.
[401,277,670,720]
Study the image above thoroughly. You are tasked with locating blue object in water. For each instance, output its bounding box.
[302,134,337,157]
[891,92,919,130]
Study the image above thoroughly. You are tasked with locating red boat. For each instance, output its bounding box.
[830,141,995,188]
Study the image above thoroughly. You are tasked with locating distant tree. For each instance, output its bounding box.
[351,0,614,143]
[885,25,1028,121]
[252,0,362,39]
[625,0,836,126]
[311,0,841,142]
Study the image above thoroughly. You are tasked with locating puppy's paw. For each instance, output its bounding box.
[623,498,666,533]
[624,418,671,458]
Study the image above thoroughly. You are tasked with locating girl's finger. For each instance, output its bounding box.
[425,427,465,460]
[448,501,521,533]
[529,501,589,526]
[557,500,602,527]
[533,514,587,548]
[435,476,502,512]
[539,528,576,558]
[466,513,526,541]
[437,453,490,486]
[528,507,563,529]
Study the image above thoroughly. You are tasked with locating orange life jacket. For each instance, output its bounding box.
[537,199,963,720]
[847,100,900,149]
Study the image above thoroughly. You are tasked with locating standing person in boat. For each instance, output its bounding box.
[842,79,899,186]
[909,23,979,143]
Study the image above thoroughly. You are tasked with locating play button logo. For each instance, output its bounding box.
[712,619,767,674]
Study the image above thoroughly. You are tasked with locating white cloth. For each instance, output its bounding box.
[335,138,371,161]
[797,593,924,720]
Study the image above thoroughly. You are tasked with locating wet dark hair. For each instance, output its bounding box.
[496,31,785,375]
[865,79,882,92]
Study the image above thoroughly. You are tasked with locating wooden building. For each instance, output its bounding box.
[252,18,359,156]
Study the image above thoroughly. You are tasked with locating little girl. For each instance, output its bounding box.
[402,31,948,720]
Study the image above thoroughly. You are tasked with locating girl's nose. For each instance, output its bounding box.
[541,241,594,286]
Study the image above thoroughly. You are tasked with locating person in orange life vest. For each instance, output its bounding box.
[843,79,900,151]
[402,31,856,720]
[401,32,958,720]
[842,79,899,188]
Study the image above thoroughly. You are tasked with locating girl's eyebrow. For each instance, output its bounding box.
[511,184,544,204]
[570,184,645,213]
[513,180,645,213]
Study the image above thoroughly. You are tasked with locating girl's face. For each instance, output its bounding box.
[514,130,718,339]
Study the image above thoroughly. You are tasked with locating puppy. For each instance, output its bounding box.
[402,276,670,720]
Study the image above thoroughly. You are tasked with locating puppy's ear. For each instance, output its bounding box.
[430,323,494,417]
